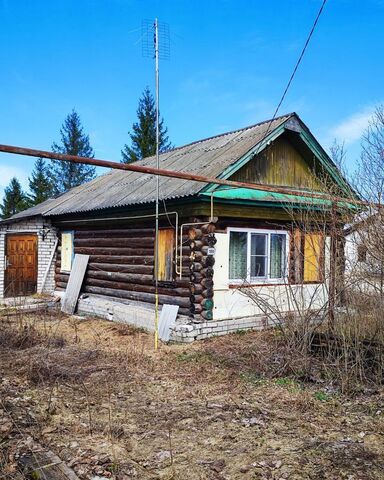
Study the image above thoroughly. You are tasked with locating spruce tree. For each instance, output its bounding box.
[121,87,172,163]
[0,177,29,219]
[49,110,96,194]
[28,158,53,205]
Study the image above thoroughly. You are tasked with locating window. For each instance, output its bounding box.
[229,229,288,283]
[61,231,74,272]
[156,228,175,282]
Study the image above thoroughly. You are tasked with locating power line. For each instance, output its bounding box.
[257,0,328,151]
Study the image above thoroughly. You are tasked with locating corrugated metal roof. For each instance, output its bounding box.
[9,113,293,220]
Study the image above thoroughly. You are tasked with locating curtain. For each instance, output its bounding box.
[270,233,286,278]
[229,232,247,280]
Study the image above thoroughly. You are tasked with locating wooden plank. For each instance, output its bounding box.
[157,229,175,281]
[19,448,80,480]
[158,304,179,342]
[303,233,323,282]
[231,136,323,191]
[61,254,89,314]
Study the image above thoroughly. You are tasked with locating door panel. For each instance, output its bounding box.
[5,235,38,296]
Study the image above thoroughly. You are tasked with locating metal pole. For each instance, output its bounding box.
[154,18,160,351]
[0,143,368,207]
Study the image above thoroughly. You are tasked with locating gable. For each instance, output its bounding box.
[230,135,323,191]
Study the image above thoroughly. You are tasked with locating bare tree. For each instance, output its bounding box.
[344,106,384,297]
[355,105,384,204]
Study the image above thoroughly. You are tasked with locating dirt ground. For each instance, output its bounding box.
[0,312,383,480]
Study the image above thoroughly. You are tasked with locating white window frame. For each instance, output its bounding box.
[228,227,289,284]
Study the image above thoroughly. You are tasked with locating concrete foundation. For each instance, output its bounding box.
[57,292,276,343]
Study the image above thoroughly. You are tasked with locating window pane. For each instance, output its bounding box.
[251,234,266,255]
[251,256,266,277]
[270,234,286,278]
[229,232,247,279]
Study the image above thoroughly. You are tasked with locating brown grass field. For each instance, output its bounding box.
[0,312,383,479]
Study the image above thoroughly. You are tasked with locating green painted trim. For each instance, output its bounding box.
[298,128,354,196]
[201,122,289,194]
[199,188,357,211]
[199,113,356,201]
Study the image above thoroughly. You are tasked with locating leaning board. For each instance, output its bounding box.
[61,254,89,315]
[158,304,179,342]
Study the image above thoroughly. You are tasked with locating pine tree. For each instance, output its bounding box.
[49,110,96,194]
[121,87,172,163]
[28,158,53,205]
[0,177,29,219]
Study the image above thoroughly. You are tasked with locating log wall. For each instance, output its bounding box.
[54,222,217,321]
[188,223,216,321]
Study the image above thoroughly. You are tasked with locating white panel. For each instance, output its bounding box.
[158,304,179,342]
[213,232,229,290]
[61,232,73,272]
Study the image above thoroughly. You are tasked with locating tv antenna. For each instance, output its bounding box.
[142,19,170,350]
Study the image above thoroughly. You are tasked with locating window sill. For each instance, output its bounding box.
[229,282,286,288]
[229,281,325,288]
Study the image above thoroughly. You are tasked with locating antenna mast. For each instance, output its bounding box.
[142,18,170,350]
[154,18,160,351]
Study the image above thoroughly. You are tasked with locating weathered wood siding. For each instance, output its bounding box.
[231,136,323,190]
[303,233,325,282]
[54,222,216,321]
[54,225,192,316]
[157,228,175,281]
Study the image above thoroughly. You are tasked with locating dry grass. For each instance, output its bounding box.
[1,314,384,479]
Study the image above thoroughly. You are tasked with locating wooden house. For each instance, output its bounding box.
[0,113,353,341]
[344,210,384,295]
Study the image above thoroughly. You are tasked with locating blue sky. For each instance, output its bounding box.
[0,0,383,198]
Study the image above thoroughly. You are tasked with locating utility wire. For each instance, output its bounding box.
[256,0,328,153]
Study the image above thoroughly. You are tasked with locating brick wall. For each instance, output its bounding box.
[0,217,57,299]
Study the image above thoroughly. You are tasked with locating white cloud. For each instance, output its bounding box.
[0,164,29,198]
[331,107,375,145]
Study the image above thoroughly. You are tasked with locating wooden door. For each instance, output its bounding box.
[5,234,38,297]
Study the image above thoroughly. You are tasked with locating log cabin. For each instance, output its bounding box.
[0,113,354,341]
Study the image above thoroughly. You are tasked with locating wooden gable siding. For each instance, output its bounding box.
[230,136,323,190]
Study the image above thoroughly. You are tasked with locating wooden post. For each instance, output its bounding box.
[328,202,337,331]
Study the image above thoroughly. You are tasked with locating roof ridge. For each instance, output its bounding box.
[137,112,296,163]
